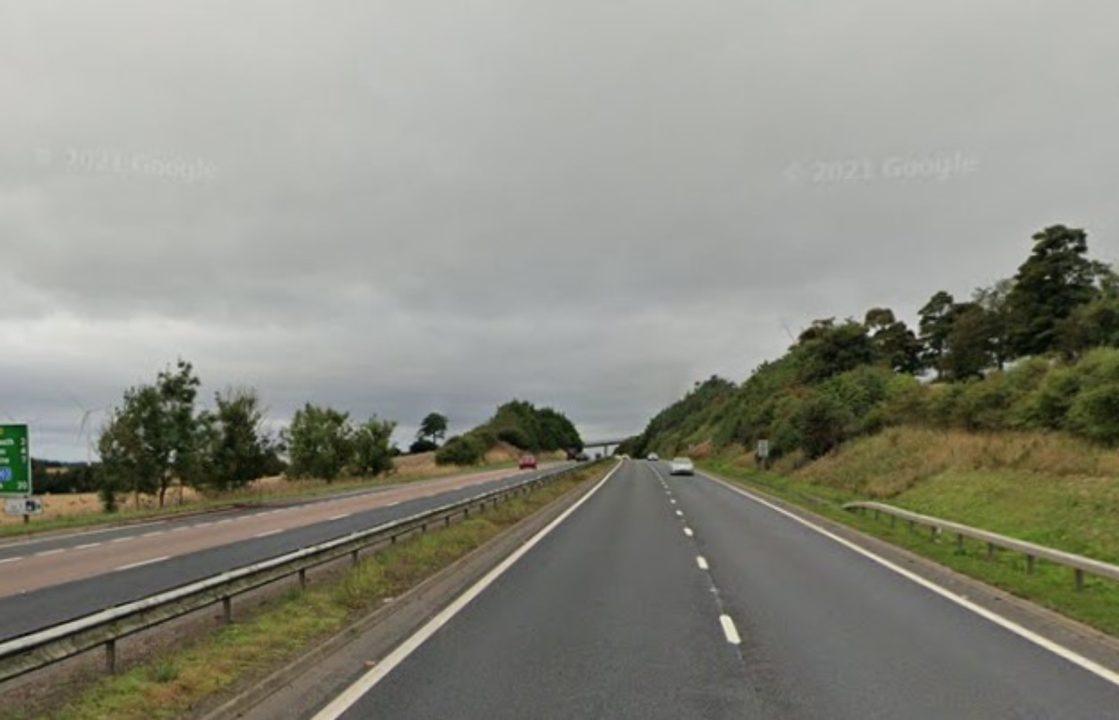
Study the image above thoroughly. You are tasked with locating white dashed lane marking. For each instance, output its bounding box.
[696,555,708,570]
[720,614,742,645]
[684,527,694,538]
[115,555,170,572]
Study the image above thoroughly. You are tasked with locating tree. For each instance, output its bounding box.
[96,360,202,509]
[283,404,353,481]
[794,319,877,382]
[1006,225,1104,357]
[865,308,923,374]
[353,416,396,476]
[197,388,281,492]
[972,280,1013,369]
[940,304,997,380]
[417,412,448,445]
[918,291,955,376]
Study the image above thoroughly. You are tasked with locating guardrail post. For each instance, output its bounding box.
[105,639,116,674]
[222,596,232,624]
[956,533,964,550]
[987,543,996,559]
[445,515,451,527]
[299,568,307,589]
[930,525,937,540]
[1026,555,1035,574]
[351,549,360,566]
[1075,568,1085,591]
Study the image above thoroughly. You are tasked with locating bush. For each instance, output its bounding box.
[954,375,1012,431]
[435,435,487,465]
[408,438,438,454]
[1067,383,1119,444]
[794,393,854,459]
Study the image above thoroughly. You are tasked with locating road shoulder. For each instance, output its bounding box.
[198,465,607,720]
[702,469,1119,676]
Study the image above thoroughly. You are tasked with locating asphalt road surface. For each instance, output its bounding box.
[0,463,570,641]
[319,459,1119,720]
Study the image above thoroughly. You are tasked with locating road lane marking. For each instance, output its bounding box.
[670,498,676,504]
[675,510,684,517]
[697,555,709,570]
[74,542,102,550]
[0,557,23,564]
[111,537,132,543]
[684,527,694,537]
[329,513,351,521]
[719,614,742,645]
[115,555,170,571]
[35,548,65,557]
[704,473,1119,688]
[311,460,624,720]
[142,531,164,537]
[254,529,283,538]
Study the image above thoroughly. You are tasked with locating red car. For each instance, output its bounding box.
[518,454,538,470]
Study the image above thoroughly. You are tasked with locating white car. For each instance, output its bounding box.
[669,457,695,475]
[647,452,659,461]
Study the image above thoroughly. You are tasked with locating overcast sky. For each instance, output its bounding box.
[3,1,1117,459]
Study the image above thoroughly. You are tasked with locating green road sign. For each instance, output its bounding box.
[0,425,31,495]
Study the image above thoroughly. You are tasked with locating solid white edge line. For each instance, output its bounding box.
[696,555,709,570]
[254,529,283,538]
[34,548,65,557]
[703,472,1119,687]
[311,460,623,720]
[719,614,742,645]
[0,557,23,564]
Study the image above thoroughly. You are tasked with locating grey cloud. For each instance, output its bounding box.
[3,1,1118,458]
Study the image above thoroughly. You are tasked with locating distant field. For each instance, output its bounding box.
[1,443,559,534]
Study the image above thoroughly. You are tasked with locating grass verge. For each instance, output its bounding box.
[702,452,1119,639]
[18,462,608,720]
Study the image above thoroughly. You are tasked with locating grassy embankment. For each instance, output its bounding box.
[0,447,545,540]
[700,427,1119,636]
[14,460,609,720]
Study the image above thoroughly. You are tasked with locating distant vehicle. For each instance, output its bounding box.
[575,451,590,462]
[518,455,537,470]
[647,453,659,461]
[669,457,695,475]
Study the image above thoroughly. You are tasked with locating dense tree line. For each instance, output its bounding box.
[95,362,395,511]
[622,224,1119,461]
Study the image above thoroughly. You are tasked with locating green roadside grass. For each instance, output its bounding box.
[16,461,608,720]
[702,456,1119,638]
[0,461,520,541]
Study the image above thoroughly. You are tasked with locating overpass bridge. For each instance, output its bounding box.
[581,437,632,456]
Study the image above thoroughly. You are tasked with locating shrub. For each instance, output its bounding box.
[794,393,854,459]
[1067,383,1119,444]
[408,438,438,454]
[435,435,487,465]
